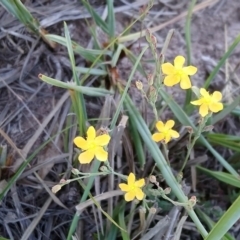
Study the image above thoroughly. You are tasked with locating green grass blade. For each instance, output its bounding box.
[38,74,111,97]
[204,34,240,89]
[197,166,240,188]
[67,161,101,240]
[185,0,196,65]
[45,34,111,62]
[75,67,107,76]
[184,0,197,110]
[110,45,149,129]
[0,0,39,34]
[158,89,239,177]
[81,0,109,34]
[64,22,88,134]
[123,95,208,237]
[119,204,130,240]
[195,208,235,240]
[123,48,147,77]
[64,22,79,85]
[107,0,115,39]
[129,118,145,169]
[112,44,125,67]
[231,106,240,116]
[207,133,240,152]
[204,195,240,240]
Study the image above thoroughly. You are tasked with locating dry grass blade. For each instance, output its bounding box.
[119,0,220,42]
[173,216,188,240]
[14,92,69,171]
[20,197,52,240]
[139,215,170,240]
[107,115,128,229]
[75,190,123,214]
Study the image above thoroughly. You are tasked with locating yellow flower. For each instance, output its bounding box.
[119,173,145,202]
[162,55,197,89]
[152,120,180,144]
[191,88,223,117]
[73,126,110,164]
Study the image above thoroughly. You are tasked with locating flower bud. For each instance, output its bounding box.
[185,126,193,134]
[164,187,171,195]
[136,80,143,90]
[100,166,108,172]
[149,175,157,183]
[147,74,154,85]
[52,184,62,194]
[149,207,157,214]
[188,196,197,208]
[72,168,80,175]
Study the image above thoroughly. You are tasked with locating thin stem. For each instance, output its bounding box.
[179,116,209,173]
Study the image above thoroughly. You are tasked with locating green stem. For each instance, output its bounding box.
[179,117,207,173]
[67,160,101,239]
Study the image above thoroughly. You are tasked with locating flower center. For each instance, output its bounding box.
[130,184,136,191]
[175,69,183,76]
[202,95,212,104]
[88,142,96,149]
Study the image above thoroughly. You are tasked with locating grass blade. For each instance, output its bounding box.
[204,195,240,240]
[184,0,197,110]
[81,0,109,34]
[197,166,240,188]
[196,208,235,240]
[111,45,149,129]
[38,74,111,97]
[107,0,115,39]
[67,161,101,240]
[204,34,240,89]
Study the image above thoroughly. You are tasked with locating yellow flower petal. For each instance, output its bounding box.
[200,88,209,98]
[119,183,130,192]
[164,133,171,144]
[94,146,108,161]
[212,91,222,101]
[209,102,223,113]
[152,133,165,142]
[170,129,180,139]
[162,63,175,75]
[165,120,175,129]
[180,74,192,89]
[94,134,111,146]
[135,178,145,188]
[125,191,135,202]
[128,173,135,186]
[79,149,95,164]
[135,188,144,200]
[164,74,180,87]
[155,121,164,132]
[174,55,185,69]
[73,137,88,150]
[182,66,197,75]
[191,99,203,106]
[199,103,209,117]
[87,126,96,141]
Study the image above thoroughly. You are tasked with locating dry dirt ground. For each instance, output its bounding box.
[0,0,240,239]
